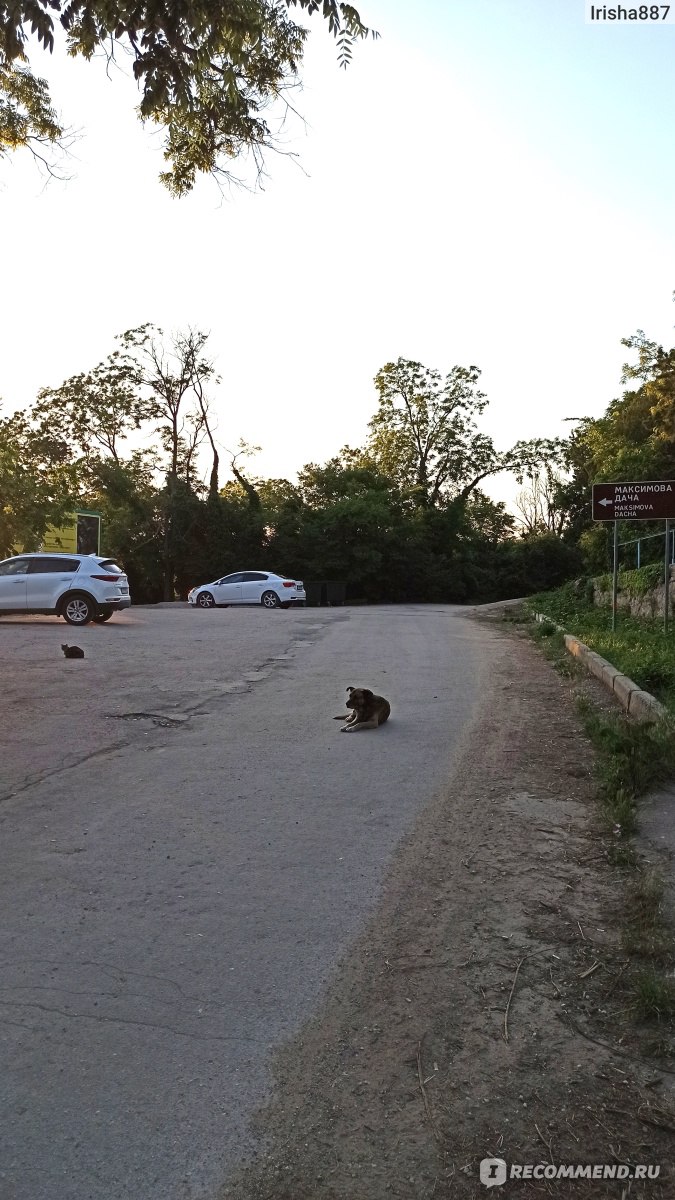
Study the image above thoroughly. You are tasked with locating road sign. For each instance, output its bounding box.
[592,480,675,522]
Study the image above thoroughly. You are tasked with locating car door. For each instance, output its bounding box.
[26,556,80,610]
[212,572,245,605]
[0,557,31,610]
[240,572,270,604]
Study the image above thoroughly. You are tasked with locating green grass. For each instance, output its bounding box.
[632,971,675,1022]
[596,563,665,596]
[526,583,675,713]
[573,694,675,837]
[622,869,674,963]
[529,624,582,678]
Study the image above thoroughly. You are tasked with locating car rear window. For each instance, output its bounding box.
[97,560,124,574]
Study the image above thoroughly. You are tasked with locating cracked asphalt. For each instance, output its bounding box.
[0,603,503,1200]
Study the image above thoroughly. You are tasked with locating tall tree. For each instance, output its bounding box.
[367,359,490,506]
[0,1,376,192]
[367,358,562,508]
[119,324,216,598]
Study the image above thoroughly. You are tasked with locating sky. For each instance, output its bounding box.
[3,0,675,511]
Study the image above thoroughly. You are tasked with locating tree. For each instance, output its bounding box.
[83,452,165,601]
[297,452,398,508]
[513,465,571,536]
[367,358,563,509]
[367,359,491,507]
[0,1,376,193]
[554,322,675,570]
[118,324,217,598]
[0,59,68,174]
[31,351,155,467]
[0,408,78,556]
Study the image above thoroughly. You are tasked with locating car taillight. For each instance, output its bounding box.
[282,581,295,588]
[91,574,123,582]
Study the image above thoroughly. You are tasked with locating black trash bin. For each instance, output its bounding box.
[303,580,347,606]
[325,580,346,606]
[304,581,322,607]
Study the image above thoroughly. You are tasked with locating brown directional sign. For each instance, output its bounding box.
[592,480,675,521]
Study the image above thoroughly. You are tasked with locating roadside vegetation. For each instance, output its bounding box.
[527,579,675,714]
[520,605,675,1056]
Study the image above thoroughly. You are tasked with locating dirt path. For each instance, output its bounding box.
[221,612,674,1200]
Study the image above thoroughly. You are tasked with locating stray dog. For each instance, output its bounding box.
[333,686,390,732]
[61,644,85,658]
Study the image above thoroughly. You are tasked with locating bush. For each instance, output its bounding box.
[496,534,584,597]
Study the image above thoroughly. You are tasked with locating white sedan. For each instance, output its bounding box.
[188,571,306,610]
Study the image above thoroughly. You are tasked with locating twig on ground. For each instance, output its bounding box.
[603,962,628,1000]
[577,921,586,942]
[534,1121,553,1158]
[566,1120,580,1143]
[557,1015,675,1075]
[503,949,550,1043]
[461,845,483,868]
[579,962,601,979]
[549,968,562,998]
[608,1104,675,1135]
[458,952,477,969]
[416,1039,443,1143]
[394,960,449,972]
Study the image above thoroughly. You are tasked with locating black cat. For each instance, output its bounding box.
[61,644,85,659]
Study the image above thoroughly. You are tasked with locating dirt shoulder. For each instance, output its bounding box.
[221,611,675,1200]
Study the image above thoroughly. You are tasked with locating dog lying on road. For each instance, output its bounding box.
[333,686,391,732]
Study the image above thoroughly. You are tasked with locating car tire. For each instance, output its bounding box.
[261,590,281,609]
[92,610,114,623]
[61,593,96,626]
[197,592,216,608]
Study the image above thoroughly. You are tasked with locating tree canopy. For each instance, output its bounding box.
[0,0,376,191]
[365,357,563,509]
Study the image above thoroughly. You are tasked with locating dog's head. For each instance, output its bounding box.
[345,687,373,710]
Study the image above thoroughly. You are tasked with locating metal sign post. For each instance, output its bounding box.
[612,520,618,632]
[665,518,670,635]
[592,481,675,635]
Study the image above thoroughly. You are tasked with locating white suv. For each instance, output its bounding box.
[0,553,131,625]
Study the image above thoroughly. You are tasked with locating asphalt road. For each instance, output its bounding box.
[0,603,504,1200]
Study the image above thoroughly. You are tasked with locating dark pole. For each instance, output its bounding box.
[665,519,670,635]
[612,519,618,632]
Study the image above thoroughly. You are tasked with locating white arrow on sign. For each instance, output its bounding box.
[598,498,613,506]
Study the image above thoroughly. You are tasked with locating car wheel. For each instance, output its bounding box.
[261,590,281,609]
[62,593,95,626]
[197,591,216,608]
[92,610,114,623]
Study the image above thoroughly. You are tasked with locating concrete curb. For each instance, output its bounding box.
[532,611,669,725]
